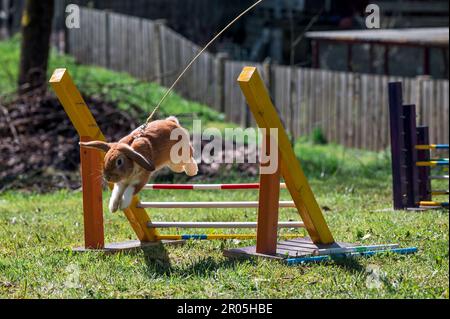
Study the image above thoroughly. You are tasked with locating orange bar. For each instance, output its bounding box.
[256,132,281,255]
[80,136,105,249]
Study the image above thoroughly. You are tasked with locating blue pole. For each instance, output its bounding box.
[285,247,418,265]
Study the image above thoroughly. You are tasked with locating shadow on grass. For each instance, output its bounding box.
[138,244,257,278]
[137,243,369,280]
[326,256,366,274]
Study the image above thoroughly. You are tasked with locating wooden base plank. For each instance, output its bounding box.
[223,237,355,260]
[73,239,184,253]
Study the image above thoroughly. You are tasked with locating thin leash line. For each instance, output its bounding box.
[144,0,265,125]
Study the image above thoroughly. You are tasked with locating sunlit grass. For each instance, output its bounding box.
[0,142,448,299]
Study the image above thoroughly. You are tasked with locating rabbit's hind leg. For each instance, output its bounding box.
[184,157,198,176]
[168,162,185,173]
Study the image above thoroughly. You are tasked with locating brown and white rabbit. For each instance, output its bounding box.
[80,116,198,213]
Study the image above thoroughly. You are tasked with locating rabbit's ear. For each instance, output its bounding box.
[118,144,155,172]
[79,141,111,152]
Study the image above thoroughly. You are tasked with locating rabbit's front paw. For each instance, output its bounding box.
[120,185,134,210]
[109,196,120,213]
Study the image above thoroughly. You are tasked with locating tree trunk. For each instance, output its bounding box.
[18,0,54,94]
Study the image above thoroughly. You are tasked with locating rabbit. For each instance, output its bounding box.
[79,116,198,213]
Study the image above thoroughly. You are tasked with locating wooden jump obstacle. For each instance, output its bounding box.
[50,66,416,262]
[389,81,449,210]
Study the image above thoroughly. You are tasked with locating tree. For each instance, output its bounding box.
[18,0,54,94]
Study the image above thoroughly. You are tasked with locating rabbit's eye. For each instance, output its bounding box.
[116,158,123,167]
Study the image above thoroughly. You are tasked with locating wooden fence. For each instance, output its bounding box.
[67,8,449,150]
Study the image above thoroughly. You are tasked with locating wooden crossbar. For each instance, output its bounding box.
[419,201,449,207]
[416,144,449,150]
[155,234,301,240]
[138,201,296,209]
[431,190,449,195]
[147,221,304,228]
[416,160,449,167]
[430,175,449,180]
[143,183,288,190]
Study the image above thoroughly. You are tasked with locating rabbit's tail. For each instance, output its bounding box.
[166,116,179,125]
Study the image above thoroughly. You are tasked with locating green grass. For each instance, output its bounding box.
[0,141,448,299]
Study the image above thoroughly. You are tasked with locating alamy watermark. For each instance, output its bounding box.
[169,120,279,174]
[65,4,80,29]
[365,4,380,29]
[64,263,82,289]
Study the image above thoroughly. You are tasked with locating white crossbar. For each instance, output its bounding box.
[430,175,449,180]
[138,201,296,209]
[147,221,304,228]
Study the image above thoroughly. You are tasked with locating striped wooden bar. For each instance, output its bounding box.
[143,183,288,190]
[138,201,296,209]
[431,190,449,195]
[416,144,449,150]
[430,175,449,180]
[419,201,449,208]
[416,159,449,167]
[155,234,301,241]
[313,244,399,256]
[284,247,418,265]
[147,221,304,228]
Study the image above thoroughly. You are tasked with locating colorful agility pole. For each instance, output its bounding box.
[144,183,287,190]
[416,144,449,150]
[285,247,418,265]
[156,233,301,241]
[419,201,449,208]
[147,221,304,228]
[430,175,449,180]
[312,244,399,256]
[138,201,296,209]
[416,159,449,167]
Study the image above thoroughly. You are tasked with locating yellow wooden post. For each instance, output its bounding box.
[238,66,334,244]
[49,68,158,243]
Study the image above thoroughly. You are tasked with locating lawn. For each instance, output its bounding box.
[0,37,448,299]
[0,142,448,299]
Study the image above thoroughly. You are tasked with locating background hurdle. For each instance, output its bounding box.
[389,81,449,210]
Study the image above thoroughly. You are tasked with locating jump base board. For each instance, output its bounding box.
[223,237,355,260]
